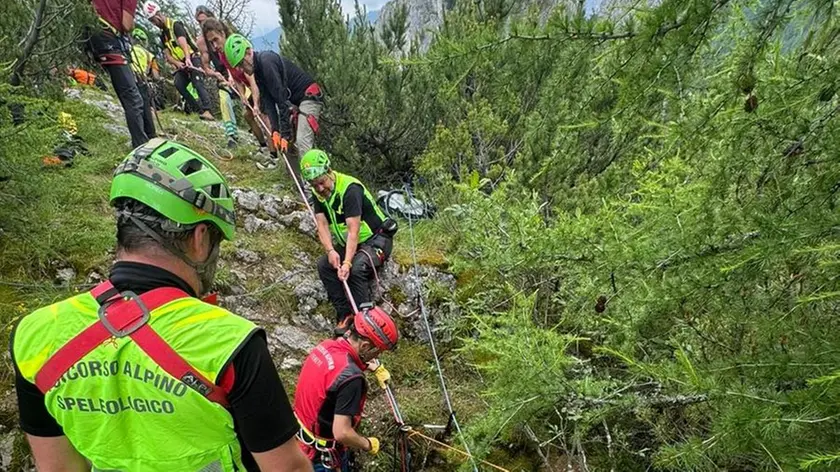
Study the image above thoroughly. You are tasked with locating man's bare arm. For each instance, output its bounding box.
[332,414,372,451]
[177,36,193,59]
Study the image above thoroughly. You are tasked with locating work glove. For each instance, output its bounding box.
[373,364,391,390]
[272,131,289,153]
[367,437,380,455]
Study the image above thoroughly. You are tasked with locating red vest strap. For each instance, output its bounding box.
[35,321,111,393]
[90,280,117,300]
[130,324,229,406]
[34,282,229,407]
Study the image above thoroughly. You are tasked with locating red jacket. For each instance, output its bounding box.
[293,338,368,458]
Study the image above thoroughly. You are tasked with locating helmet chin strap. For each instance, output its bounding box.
[121,212,219,295]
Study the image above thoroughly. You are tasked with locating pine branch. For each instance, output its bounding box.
[654,231,761,270]
[31,33,82,57]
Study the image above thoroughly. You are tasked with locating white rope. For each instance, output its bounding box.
[225,84,317,225]
[403,184,479,472]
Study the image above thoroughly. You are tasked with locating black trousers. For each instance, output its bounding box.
[88,30,149,148]
[135,78,156,139]
[173,55,211,113]
[317,234,393,323]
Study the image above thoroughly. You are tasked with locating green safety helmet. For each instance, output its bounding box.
[109,138,236,240]
[132,28,148,42]
[300,149,331,181]
[224,34,252,67]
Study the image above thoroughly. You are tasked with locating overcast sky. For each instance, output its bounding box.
[184,0,391,36]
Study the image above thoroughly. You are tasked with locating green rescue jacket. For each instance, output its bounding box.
[13,289,258,471]
[313,171,386,247]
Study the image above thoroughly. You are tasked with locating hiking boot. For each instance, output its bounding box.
[199,111,215,121]
[255,157,278,170]
[226,138,237,149]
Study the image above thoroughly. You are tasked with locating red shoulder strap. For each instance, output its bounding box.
[34,281,230,407]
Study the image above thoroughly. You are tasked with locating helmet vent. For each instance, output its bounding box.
[180,159,204,175]
[206,183,225,198]
[157,147,177,158]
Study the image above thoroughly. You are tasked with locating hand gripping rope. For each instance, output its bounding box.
[224,84,316,226]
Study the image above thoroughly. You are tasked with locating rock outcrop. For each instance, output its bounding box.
[223,185,459,345]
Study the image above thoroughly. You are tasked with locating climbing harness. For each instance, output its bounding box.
[295,414,344,469]
[356,249,417,320]
[35,281,230,406]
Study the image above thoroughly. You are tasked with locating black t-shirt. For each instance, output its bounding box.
[312,183,383,238]
[10,262,297,470]
[252,51,315,138]
[315,377,365,439]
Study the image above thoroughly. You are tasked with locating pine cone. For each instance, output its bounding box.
[595,295,607,313]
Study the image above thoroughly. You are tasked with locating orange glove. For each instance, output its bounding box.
[272,132,288,153]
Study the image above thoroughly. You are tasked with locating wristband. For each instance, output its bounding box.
[342,260,352,268]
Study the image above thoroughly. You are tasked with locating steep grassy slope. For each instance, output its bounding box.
[0,85,502,471]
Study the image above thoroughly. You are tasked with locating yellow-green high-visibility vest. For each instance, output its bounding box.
[131,44,154,76]
[13,282,259,472]
[313,171,386,247]
[162,18,196,61]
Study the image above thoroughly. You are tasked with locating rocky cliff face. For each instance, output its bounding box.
[374,0,616,53]
[375,0,445,53]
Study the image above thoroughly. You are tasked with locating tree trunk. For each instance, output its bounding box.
[10,0,48,86]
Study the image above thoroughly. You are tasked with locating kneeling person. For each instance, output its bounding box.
[294,309,399,471]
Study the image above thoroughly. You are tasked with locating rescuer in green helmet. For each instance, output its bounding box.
[300,149,399,329]
[11,139,312,472]
[225,33,324,171]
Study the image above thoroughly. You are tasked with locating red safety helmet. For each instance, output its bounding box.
[355,306,399,351]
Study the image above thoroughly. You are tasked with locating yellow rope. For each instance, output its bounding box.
[407,429,511,472]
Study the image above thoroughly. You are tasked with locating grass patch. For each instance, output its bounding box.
[391,219,451,268]
[387,285,408,306]
[253,284,298,320]
[0,93,117,281]
[236,228,321,267]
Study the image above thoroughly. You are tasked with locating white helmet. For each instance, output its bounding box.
[142,1,161,18]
